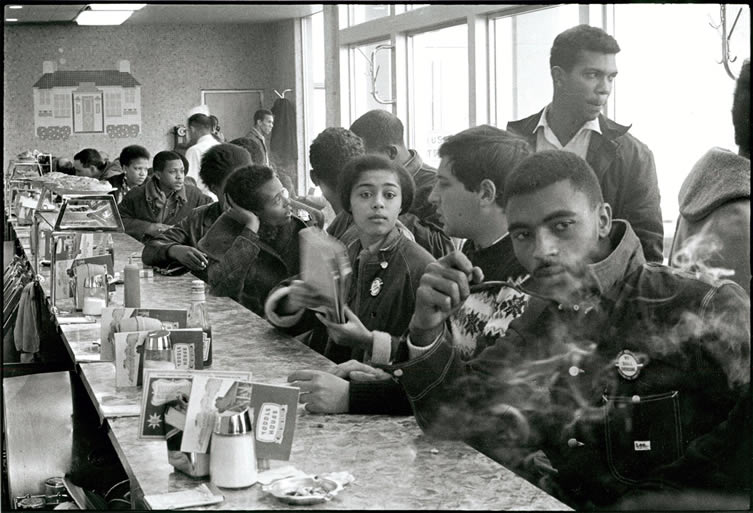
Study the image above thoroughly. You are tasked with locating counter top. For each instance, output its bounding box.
[8,216,571,510]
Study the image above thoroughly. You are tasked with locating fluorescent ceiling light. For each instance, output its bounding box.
[6,18,18,21]
[9,5,23,9]
[75,10,134,25]
[87,4,146,11]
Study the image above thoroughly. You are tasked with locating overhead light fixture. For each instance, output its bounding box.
[87,4,146,11]
[9,5,23,9]
[6,18,18,22]
[75,9,134,25]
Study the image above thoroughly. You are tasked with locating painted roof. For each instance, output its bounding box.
[33,70,140,89]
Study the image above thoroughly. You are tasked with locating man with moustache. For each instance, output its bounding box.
[388,151,750,509]
[508,24,664,263]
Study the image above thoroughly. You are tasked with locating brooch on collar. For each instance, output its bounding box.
[370,277,383,296]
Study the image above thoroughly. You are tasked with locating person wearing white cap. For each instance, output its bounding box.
[185,111,220,200]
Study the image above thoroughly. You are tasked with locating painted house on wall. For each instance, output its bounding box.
[33,60,142,141]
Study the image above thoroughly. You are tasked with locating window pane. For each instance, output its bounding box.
[349,4,390,26]
[610,3,750,228]
[410,24,468,167]
[350,40,393,124]
[493,5,580,125]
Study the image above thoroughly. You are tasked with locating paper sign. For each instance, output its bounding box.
[180,376,238,453]
[139,370,251,440]
[100,308,187,361]
[249,383,300,460]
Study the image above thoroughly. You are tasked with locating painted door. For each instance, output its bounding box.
[201,90,264,141]
[73,92,104,133]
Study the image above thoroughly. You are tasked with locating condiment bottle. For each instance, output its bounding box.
[210,409,257,488]
[124,256,140,307]
[187,280,212,367]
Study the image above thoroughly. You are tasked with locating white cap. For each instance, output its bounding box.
[188,104,210,117]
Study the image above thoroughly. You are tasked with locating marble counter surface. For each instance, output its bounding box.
[10,218,570,510]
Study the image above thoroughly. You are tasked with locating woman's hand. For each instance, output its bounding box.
[286,280,335,313]
[316,306,372,351]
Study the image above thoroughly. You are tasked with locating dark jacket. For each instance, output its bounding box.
[392,221,750,508]
[245,127,269,166]
[118,176,212,242]
[266,227,434,365]
[200,213,310,316]
[400,151,454,258]
[349,234,529,415]
[508,111,664,263]
[670,147,750,295]
[141,201,223,280]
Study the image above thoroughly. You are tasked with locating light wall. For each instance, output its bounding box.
[3,21,296,172]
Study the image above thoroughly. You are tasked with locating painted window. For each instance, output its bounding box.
[106,91,122,117]
[53,93,71,118]
[124,87,136,104]
[39,89,52,106]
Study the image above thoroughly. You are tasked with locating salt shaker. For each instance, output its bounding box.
[210,408,257,488]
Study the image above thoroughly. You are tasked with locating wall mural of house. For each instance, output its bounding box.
[33,60,142,141]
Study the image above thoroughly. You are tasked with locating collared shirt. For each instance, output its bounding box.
[144,176,187,223]
[534,104,601,159]
[185,133,220,195]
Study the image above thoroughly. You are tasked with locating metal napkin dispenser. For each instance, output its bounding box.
[69,263,109,311]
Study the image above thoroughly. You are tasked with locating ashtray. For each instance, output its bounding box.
[262,476,343,505]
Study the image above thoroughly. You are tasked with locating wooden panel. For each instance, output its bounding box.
[3,371,73,499]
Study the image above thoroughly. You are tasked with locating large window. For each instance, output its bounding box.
[105,92,122,117]
[492,5,580,125]
[610,4,749,229]
[302,9,326,193]
[347,40,393,125]
[409,24,468,167]
[339,4,391,29]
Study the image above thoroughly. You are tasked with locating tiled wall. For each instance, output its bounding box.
[3,21,296,173]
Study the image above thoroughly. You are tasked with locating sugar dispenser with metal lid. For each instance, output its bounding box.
[142,329,174,378]
[210,408,257,488]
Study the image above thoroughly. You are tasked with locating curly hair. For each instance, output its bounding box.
[338,154,414,215]
[152,151,183,173]
[229,137,265,165]
[224,164,276,213]
[349,109,405,152]
[732,59,750,155]
[439,126,532,207]
[308,127,365,189]
[501,150,603,209]
[550,24,620,72]
[199,143,252,189]
[118,145,150,168]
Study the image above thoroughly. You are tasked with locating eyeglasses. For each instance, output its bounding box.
[270,187,290,207]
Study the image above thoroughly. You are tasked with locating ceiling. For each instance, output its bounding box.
[4,3,322,25]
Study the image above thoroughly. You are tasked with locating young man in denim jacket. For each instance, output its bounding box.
[390,151,750,509]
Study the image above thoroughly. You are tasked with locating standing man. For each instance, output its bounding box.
[185,113,220,200]
[246,109,274,166]
[507,24,664,262]
[350,109,454,258]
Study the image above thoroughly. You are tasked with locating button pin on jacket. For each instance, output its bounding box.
[380,261,388,269]
[615,349,643,380]
[567,438,584,448]
[370,277,383,296]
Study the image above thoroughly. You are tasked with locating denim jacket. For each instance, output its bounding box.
[392,221,750,508]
